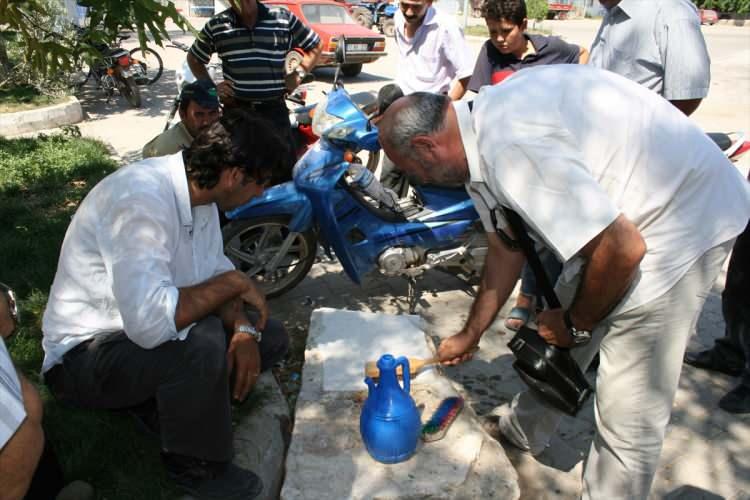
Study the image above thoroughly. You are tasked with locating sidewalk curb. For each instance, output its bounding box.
[0,96,83,137]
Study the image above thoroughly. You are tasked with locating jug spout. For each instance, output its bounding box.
[364,376,376,396]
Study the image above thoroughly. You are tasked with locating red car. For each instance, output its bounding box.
[263,0,387,77]
[699,8,719,25]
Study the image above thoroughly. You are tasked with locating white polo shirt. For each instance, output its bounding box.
[459,65,750,315]
[42,152,234,372]
[394,6,474,95]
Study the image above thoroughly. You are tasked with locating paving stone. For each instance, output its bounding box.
[282,308,519,499]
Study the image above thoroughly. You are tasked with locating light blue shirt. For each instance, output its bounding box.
[590,0,710,100]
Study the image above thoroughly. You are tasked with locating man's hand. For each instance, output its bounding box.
[536,308,574,348]
[239,281,268,331]
[437,330,480,366]
[217,81,235,105]
[285,72,302,93]
[227,327,262,401]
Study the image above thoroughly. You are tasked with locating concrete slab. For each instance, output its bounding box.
[282,308,519,500]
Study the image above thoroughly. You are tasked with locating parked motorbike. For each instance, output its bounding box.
[222,38,486,312]
[70,30,163,108]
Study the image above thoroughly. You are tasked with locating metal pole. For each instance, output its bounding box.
[462,0,469,30]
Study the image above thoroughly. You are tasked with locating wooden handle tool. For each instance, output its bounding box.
[363,347,479,379]
[364,356,438,379]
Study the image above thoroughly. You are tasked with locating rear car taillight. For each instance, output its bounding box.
[373,41,385,51]
[118,55,131,67]
[328,39,338,52]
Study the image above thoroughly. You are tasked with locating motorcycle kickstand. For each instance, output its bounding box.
[406,275,421,314]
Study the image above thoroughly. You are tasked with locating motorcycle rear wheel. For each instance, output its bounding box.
[118,76,142,107]
[223,215,318,298]
[129,47,164,85]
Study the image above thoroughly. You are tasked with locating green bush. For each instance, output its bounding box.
[696,0,750,14]
[526,0,550,20]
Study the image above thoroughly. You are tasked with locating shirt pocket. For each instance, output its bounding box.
[414,54,442,83]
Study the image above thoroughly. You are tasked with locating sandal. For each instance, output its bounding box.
[504,306,531,332]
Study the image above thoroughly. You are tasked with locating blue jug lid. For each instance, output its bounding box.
[377,354,396,370]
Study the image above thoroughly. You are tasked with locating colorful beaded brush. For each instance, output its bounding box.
[421,396,464,442]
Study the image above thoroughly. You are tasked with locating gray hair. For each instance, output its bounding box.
[380,92,450,158]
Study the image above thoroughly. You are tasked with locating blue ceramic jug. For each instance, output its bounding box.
[360,354,421,463]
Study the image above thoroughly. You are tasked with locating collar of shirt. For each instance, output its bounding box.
[226,1,271,28]
[609,0,635,18]
[395,6,438,47]
[452,100,482,183]
[525,34,547,56]
[167,152,195,234]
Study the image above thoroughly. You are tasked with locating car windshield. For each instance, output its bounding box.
[301,4,356,24]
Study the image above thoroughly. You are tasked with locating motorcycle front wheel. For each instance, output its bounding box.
[223,215,318,298]
[118,76,142,108]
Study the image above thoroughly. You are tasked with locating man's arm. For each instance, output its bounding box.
[578,46,590,64]
[174,270,253,330]
[670,98,702,117]
[187,52,211,82]
[536,214,645,346]
[448,76,470,101]
[567,214,645,329]
[299,40,322,74]
[438,231,526,364]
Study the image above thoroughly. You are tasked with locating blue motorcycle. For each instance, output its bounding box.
[222,41,486,312]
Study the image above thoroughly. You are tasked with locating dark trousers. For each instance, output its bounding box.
[45,314,288,462]
[224,97,297,182]
[717,221,750,387]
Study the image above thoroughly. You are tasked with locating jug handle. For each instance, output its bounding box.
[395,356,410,393]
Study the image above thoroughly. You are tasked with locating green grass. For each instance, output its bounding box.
[0,85,68,113]
[0,133,183,499]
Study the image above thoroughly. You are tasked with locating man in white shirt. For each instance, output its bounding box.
[381,0,474,195]
[377,65,750,499]
[42,112,290,500]
[591,0,710,116]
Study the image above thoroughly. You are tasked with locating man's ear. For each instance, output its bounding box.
[520,19,528,31]
[411,135,436,158]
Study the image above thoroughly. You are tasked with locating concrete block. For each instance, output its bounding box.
[0,97,83,137]
[281,308,519,500]
[233,372,291,500]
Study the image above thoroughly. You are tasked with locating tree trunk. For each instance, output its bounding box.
[0,38,11,83]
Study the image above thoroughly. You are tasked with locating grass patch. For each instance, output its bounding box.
[0,85,68,113]
[0,133,186,499]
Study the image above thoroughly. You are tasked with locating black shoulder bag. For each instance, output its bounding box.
[494,208,593,416]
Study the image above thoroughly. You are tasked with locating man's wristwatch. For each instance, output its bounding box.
[563,310,592,346]
[295,66,307,80]
[236,324,262,343]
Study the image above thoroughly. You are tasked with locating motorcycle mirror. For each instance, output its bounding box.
[335,35,347,64]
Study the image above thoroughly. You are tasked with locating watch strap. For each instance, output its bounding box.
[236,324,262,342]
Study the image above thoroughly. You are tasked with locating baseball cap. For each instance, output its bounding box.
[181,80,220,109]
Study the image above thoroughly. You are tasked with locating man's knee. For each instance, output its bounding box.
[182,316,228,380]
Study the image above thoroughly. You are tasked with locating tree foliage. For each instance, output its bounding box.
[526,0,549,21]
[696,0,750,14]
[0,0,193,81]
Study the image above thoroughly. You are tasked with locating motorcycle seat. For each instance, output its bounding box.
[707,132,732,151]
[350,91,378,115]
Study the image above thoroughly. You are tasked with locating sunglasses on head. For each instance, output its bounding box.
[0,282,19,326]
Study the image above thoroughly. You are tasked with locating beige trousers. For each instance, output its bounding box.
[505,241,733,499]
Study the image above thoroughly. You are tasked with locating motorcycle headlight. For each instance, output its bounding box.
[312,95,343,137]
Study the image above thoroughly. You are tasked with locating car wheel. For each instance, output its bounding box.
[341,63,363,77]
[382,19,395,37]
[352,7,373,28]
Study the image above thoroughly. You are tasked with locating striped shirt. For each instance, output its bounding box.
[190,4,320,101]
[589,0,710,100]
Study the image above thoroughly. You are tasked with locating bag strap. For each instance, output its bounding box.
[490,209,561,310]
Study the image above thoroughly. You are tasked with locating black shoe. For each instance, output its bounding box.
[164,454,263,500]
[684,349,743,377]
[718,385,750,414]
